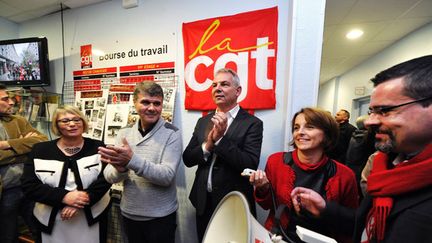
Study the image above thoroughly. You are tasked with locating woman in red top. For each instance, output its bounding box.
[251,107,358,243]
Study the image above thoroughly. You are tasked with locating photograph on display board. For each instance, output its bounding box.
[85,110,92,121]
[127,104,139,127]
[112,112,123,123]
[98,108,105,119]
[97,98,106,107]
[96,120,103,130]
[161,86,176,123]
[93,128,102,140]
[106,126,121,137]
[91,110,99,122]
[84,100,94,109]
[75,89,109,140]
[76,100,82,110]
[104,103,131,145]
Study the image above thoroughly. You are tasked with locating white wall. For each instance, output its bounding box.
[1,0,325,242]
[319,22,432,123]
[317,76,336,112]
[0,17,18,39]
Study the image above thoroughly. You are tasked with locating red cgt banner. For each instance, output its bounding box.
[183,7,278,111]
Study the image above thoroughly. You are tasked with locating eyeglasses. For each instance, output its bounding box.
[368,96,432,116]
[57,118,83,125]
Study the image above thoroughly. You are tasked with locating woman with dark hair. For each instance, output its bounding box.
[21,105,111,243]
[250,107,358,242]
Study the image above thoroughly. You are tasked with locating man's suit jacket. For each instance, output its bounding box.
[325,180,432,243]
[183,108,263,216]
[352,186,432,243]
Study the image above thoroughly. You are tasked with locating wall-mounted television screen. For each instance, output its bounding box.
[0,37,50,87]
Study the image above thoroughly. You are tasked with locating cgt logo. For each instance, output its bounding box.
[81,55,92,65]
[183,7,278,110]
[81,44,93,69]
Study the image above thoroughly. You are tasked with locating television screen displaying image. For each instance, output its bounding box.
[0,37,50,87]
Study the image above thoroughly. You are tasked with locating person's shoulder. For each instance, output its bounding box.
[333,160,356,178]
[266,152,293,173]
[163,122,179,132]
[267,151,287,163]
[348,122,357,130]
[9,114,22,119]
[33,139,56,150]
[84,137,105,147]
[199,111,214,120]
[238,108,263,123]
[7,114,26,122]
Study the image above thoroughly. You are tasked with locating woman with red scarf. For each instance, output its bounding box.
[251,107,358,242]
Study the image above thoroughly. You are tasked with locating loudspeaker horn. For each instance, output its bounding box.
[203,191,286,243]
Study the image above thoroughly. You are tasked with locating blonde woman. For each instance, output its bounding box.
[22,105,111,243]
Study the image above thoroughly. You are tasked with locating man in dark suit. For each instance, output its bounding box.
[183,68,263,242]
[330,109,356,163]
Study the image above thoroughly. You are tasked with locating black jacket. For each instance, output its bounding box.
[183,108,263,216]
[324,185,432,243]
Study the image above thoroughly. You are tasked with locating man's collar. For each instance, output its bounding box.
[0,113,12,121]
[217,104,240,119]
[137,119,157,136]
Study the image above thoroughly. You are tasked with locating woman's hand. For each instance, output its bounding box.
[249,169,270,193]
[60,206,79,221]
[62,191,90,208]
[291,187,326,217]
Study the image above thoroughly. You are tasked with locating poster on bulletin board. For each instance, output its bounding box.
[70,34,178,145]
[73,34,176,72]
[75,89,109,140]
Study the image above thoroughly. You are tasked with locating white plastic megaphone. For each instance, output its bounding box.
[202,191,286,243]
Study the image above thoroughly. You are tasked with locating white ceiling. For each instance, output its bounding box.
[1,0,432,84]
[0,0,110,23]
[322,0,432,83]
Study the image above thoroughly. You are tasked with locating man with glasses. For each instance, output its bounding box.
[290,55,432,243]
[0,84,47,243]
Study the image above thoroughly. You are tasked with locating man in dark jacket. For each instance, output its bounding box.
[183,68,263,242]
[330,109,356,163]
[346,115,376,201]
[0,84,48,243]
[291,55,432,243]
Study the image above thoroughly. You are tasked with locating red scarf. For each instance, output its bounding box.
[366,144,432,242]
[292,149,329,171]
[273,150,331,227]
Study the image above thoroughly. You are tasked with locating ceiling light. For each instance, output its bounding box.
[346,29,364,40]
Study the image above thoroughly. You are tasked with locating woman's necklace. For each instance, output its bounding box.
[63,146,82,155]
[59,139,84,155]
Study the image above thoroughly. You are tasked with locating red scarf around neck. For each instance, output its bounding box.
[271,150,334,230]
[292,149,329,172]
[366,144,432,242]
